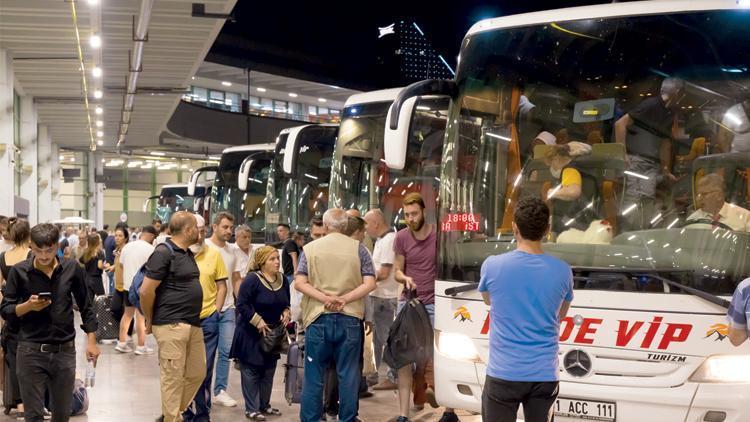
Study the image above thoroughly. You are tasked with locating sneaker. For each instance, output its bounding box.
[425,387,439,408]
[214,390,238,407]
[396,417,410,422]
[372,379,398,390]
[245,412,266,421]
[134,346,154,355]
[16,413,24,421]
[114,342,133,353]
[100,339,118,345]
[438,411,460,422]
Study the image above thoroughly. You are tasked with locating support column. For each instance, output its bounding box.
[0,49,15,216]
[20,96,38,224]
[37,125,52,223]
[88,151,104,228]
[50,143,61,222]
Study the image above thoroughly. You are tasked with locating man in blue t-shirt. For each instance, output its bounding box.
[478,196,573,422]
[727,278,750,346]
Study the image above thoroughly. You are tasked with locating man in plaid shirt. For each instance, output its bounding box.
[728,278,750,346]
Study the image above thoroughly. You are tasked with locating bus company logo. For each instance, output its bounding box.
[563,349,592,377]
[453,306,472,322]
[704,323,729,342]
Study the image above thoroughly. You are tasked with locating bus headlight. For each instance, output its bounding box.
[690,355,750,383]
[436,330,481,362]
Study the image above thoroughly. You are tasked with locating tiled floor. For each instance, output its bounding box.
[0,331,480,422]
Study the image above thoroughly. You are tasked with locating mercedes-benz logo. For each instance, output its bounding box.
[563,349,592,378]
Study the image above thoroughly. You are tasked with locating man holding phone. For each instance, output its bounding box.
[0,223,100,422]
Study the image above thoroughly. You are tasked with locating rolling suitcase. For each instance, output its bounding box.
[283,341,305,405]
[94,295,118,343]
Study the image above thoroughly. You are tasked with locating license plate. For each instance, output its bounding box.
[554,397,616,421]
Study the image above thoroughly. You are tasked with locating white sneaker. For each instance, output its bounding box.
[134,346,154,355]
[214,390,237,407]
[114,342,133,353]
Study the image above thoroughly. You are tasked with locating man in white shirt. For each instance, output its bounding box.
[364,209,400,390]
[205,211,241,407]
[66,226,79,250]
[115,225,157,354]
[687,173,750,232]
[233,225,252,279]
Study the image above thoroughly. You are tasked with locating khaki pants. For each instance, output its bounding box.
[153,323,206,422]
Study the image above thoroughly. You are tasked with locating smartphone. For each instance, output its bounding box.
[37,292,52,300]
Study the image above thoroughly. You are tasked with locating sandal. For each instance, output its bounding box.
[263,407,282,416]
[245,412,266,421]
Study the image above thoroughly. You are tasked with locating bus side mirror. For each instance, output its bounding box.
[238,157,255,191]
[283,125,307,176]
[188,172,200,196]
[384,97,418,170]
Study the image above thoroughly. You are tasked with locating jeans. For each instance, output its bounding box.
[369,296,398,374]
[482,375,559,422]
[239,363,276,413]
[213,308,235,396]
[184,312,220,422]
[300,314,363,422]
[16,342,76,422]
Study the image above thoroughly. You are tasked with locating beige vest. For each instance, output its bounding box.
[301,232,364,328]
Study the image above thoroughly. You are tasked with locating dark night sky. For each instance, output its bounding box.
[209,0,613,90]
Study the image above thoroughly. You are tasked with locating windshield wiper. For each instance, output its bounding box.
[445,283,479,296]
[638,274,730,309]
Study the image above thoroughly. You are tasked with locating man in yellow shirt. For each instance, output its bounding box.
[184,214,228,422]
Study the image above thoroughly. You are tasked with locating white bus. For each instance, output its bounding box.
[189,144,275,244]
[385,1,750,420]
[329,88,449,227]
[265,124,338,243]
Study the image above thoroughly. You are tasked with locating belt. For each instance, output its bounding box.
[19,340,75,353]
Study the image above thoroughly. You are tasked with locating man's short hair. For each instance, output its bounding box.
[403,192,425,209]
[30,223,60,248]
[235,224,252,236]
[213,211,234,226]
[277,223,290,230]
[697,173,725,193]
[152,218,162,225]
[660,77,685,97]
[141,225,158,236]
[513,196,550,241]
[343,216,365,236]
[169,211,195,236]
[322,209,348,233]
[103,224,109,230]
[292,230,306,240]
[309,217,324,228]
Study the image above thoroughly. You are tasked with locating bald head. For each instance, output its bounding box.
[346,208,361,218]
[364,209,387,238]
[169,211,199,247]
[323,208,349,233]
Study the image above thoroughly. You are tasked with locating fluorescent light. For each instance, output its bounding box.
[95,106,103,114]
[150,152,166,156]
[96,140,103,146]
[416,106,431,111]
[624,170,649,180]
[92,67,102,78]
[318,98,327,103]
[87,0,99,4]
[621,203,637,216]
[256,87,266,92]
[96,131,103,137]
[288,93,298,98]
[89,34,102,48]
[221,81,232,87]
[191,76,195,80]
[93,89,103,99]
[486,132,511,142]
[304,173,318,180]
[95,120,103,127]
[208,155,220,160]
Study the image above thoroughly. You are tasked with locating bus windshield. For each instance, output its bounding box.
[438,10,750,295]
[266,126,336,241]
[331,98,449,227]
[212,150,271,243]
[154,186,206,223]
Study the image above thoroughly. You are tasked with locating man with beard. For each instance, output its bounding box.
[140,212,206,422]
[394,193,459,422]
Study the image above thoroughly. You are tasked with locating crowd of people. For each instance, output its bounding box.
[0,184,748,422]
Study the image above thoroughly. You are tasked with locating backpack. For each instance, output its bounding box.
[383,295,434,371]
[129,242,174,312]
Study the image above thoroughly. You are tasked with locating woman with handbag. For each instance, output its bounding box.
[230,245,290,421]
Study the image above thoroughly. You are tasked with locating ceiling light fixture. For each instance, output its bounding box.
[221,81,232,87]
[97,140,103,146]
[95,120,103,127]
[95,106,103,114]
[256,87,266,92]
[93,89,103,99]
[87,0,99,5]
[92,66,102,78]
[97,130,103,137]
[89,34,102,48]
[318,98,327,103]
[288,93,298,98]
[150,152,166,156]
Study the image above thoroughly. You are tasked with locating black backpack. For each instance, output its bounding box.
[383,295,434,371]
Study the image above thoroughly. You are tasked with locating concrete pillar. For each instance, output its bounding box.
[50,143,61,222]
[37,125,52,223]
[20,96,38,224]
[88,151,104,228]
[0,49,15,216]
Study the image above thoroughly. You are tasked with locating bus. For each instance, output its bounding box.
[329,89,449,229]
[265,124,338,243]
[385,1,750,420]
[143,183,210,225]
[188,144,275,244]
